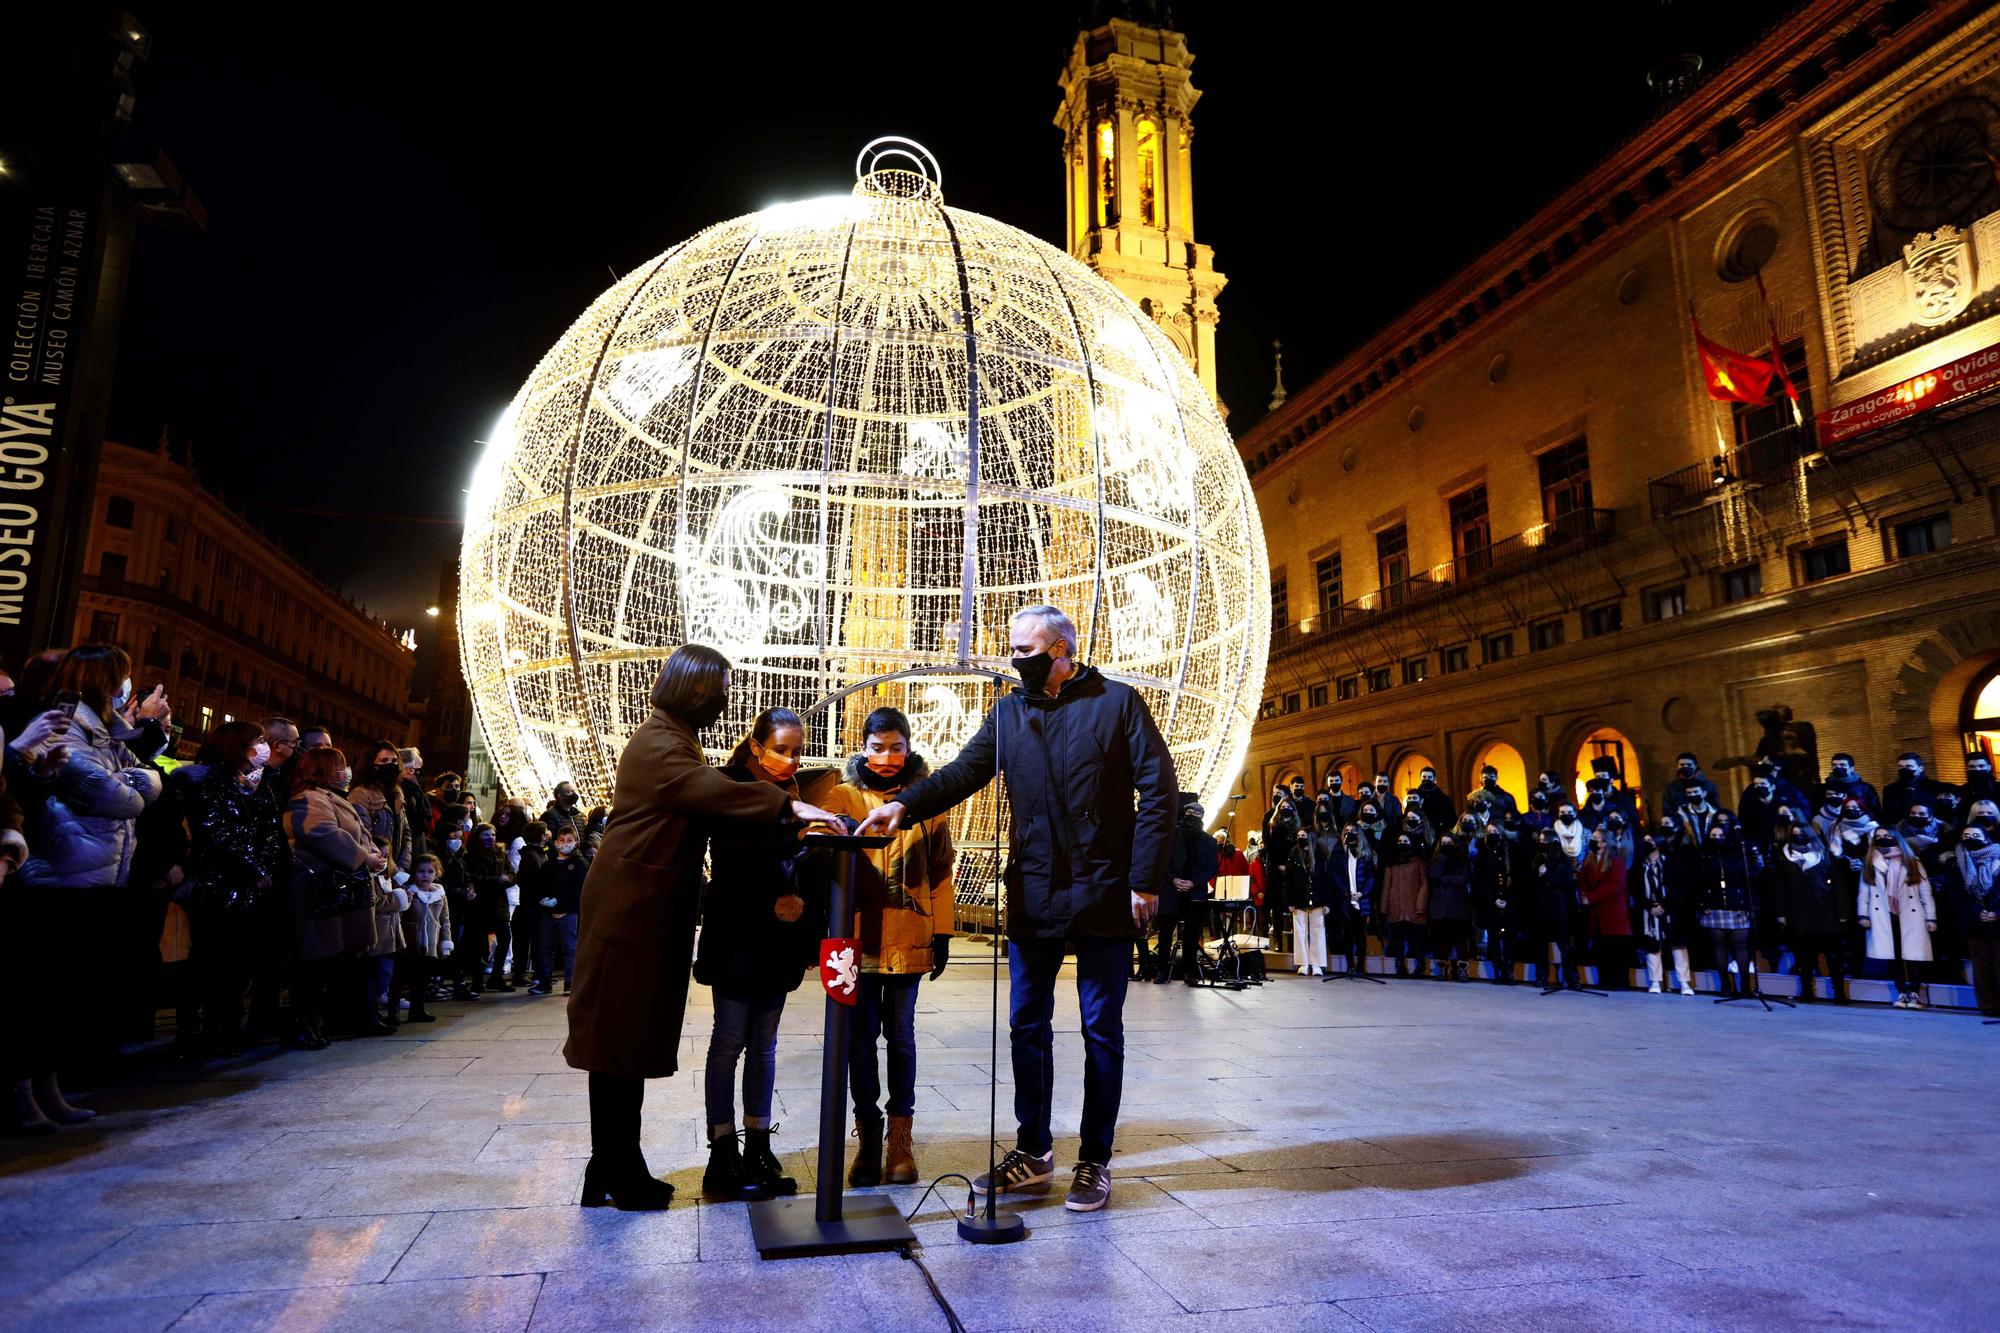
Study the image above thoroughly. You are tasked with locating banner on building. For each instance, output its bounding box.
[1817,339,2000,446]
[1,195,99,659]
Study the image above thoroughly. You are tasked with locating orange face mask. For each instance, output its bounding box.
[865,750,906,777]
[755,747,800,782]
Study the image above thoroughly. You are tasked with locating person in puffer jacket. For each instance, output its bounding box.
[18,645,161,890]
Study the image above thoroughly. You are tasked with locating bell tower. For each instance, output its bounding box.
[1056,5,1228,413]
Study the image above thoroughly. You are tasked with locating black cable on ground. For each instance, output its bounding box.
[901,1244,967,1333]
[902,1171,975,1223]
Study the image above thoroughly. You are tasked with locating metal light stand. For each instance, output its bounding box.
[750,832,917,1259]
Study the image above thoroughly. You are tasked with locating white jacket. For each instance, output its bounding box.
[1858,851,1934,962]
[401,884,453,958]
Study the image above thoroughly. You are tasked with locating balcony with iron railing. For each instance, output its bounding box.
[1648,420,1814,517]
[1270,507,1617,655]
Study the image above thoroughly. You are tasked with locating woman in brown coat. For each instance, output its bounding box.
[565,645,841,1210]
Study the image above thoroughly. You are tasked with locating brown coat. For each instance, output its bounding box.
[817,754,956,975]
[1381,857,1430,925]
[563,708,790,1078]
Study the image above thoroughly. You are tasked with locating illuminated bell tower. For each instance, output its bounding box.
[1056,5,1227,412]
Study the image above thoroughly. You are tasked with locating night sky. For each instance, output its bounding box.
[99,1,1791,631]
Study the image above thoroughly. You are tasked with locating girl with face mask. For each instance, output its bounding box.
[1695,824,1761,999]
[1859,830,1936,1008]
[818,706,957,1189]
[1771,824,1850,1003]
[694,707,828,1204]
[1380,832,1430,978]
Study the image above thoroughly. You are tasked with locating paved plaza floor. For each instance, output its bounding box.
[2,960,1996,1331]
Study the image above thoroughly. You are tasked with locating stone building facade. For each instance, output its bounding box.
[72,438,415,757]
[1234,0,2000,829]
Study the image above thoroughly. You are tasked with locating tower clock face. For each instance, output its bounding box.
[1868,94,2000,234]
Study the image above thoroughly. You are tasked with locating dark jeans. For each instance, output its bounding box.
[391,950,435,1015]
[704,989,787,1132]
[1387,922,1427,971]
[1010,934,1129,1167]
[850,973,922,1120]
[1589,934,1632,988]
[538,914,578,989]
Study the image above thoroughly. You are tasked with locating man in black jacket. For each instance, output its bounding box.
[859,604,1176,1214]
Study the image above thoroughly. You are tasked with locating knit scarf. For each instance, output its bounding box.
[1957,841,2000,899]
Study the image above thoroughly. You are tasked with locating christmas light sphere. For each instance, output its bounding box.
[460,139,1268,857]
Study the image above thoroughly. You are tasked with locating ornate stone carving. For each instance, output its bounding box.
[1902,224,1974,325]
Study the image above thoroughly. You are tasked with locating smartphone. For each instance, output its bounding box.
[53,690,81,718]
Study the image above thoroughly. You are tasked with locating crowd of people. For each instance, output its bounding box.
[0,639,956,1206]
[0,640,614,1137]
[1214,751,1999,1010]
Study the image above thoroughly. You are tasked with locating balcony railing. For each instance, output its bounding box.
[1648,421,1815,517]
[1271,507,1616,654]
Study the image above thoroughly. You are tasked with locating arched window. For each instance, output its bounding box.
[1136,118,1160,227]
[1966,665,2000,765]
[1468,739,1526,807]
[1573,725,1644,819]
[1095,120,1116,227]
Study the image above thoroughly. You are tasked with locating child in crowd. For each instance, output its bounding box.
[369,835,410,1025]
[465,822,515,992]
[532,823,588,995]
[511,820,550,987]
[392,853,452,1025]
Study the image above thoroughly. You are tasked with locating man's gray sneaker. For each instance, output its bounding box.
[971,1147,1055,1196]
[1065,1160,1111,1212]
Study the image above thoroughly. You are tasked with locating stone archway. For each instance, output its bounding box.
[1884,608,2000,783]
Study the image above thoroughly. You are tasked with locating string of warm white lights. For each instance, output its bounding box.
[460,139,1268,868]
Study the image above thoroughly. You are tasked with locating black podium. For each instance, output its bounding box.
[749,831,917,1259]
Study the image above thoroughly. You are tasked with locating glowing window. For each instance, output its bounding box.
[1391,753,1439,804]
[1469,740,1526,808]
[1136,119,1159,227]
[1573,725,1642,816]
[1095,121,1116,227]
[1968,668,2000,768]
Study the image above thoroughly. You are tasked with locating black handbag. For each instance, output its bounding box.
[299,859,372,919]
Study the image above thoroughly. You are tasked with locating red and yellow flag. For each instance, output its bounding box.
[1693,316,1776,405]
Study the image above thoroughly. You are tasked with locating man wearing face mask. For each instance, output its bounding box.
[1672,782,1720,846]
[1318,771,1357,833]
[1737,770,1787,848]
[1159,793,1220,984]
[1821,753,1880,818]
[1523,790,1555,837]
[1882,754,1947,826]
[543,780,584,837]
[1465,764,1519,826]
[1410,767,1456,836]
[1369,773,1405,826]
[858,605,1175,1215]
[1962,753,1999,806]
[1661,754,1719,818]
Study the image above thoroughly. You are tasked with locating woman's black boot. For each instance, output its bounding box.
[743,1127,798,1197]
[702,1133,771,1201]
[581,1154,674,1210]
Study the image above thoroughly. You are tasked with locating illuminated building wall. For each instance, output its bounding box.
[74,438,416,757]
[1237,2,2000,825]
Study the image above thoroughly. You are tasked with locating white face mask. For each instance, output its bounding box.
[248,741,271,770]
[111,678,133,712]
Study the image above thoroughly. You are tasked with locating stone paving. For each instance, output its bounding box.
[2,960,1996,1330]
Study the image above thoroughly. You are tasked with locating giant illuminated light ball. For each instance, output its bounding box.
[460,139,1269,857]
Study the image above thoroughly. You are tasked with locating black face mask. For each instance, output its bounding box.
[1483,775,1498,788]
[1291,787,1307,801]
[686,697,728,729]
[374,762,400,781]
[1015,649,1057,694]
